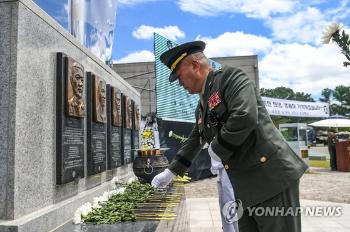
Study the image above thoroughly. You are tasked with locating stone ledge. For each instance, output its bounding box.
[53,186,190,232]
[0,168,134,232]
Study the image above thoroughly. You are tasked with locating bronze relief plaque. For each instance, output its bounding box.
[112,87,122,127]
[66,58,85,117]
[124,96,133,129]
[56,53,85,185]
[93,75,107,123]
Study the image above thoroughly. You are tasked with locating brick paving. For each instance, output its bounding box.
[184,167,350,203]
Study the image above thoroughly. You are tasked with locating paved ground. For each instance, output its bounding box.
[184,145,350,231]
[186,198,350,232]
[185,167,350,204]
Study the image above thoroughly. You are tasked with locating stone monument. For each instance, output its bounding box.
[0,0,140,231]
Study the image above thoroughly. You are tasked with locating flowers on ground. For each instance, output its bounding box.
[73,202,93,224]
[73,181,154,224]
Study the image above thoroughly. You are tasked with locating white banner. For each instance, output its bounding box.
[261,97,329,118]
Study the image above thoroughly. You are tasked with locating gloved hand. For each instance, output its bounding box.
[210,157,224,175]
[151,168,175,188]
[208,143,221,161]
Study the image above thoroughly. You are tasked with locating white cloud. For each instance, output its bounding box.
[326,0,350,21]
[259,43,350,97]
[266,7,328,44]
[113,50,155,63]
[197,31,272,57]
[177,0,296,19]
[132,25,185,41]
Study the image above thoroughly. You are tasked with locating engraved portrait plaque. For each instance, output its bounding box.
[122,95,132,164]
[87,72,107,176]
[107,85,122,170]
[66,57,85,118]
[124,96,133,129]
[56,53,85,185]
[134,104,140,131]
[112,87,122,127]
[93,75,107,123]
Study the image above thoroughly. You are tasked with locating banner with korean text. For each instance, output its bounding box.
[262,97,329,118]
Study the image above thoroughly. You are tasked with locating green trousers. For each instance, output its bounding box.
[238,180,301,232]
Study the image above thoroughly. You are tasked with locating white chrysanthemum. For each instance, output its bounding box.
[73,214,82,224]
[127,177,136,183]
[116,187,126,194]
[322,22,342,44]
[92,195,106,208]
[73,202,93,224]
[108,189,118,196]
[80,202,93,217]
[102,191,110,201]
[168,131,173,137]
[111,176,119,184]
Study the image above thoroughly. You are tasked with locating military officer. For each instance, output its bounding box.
[151,41,308,232]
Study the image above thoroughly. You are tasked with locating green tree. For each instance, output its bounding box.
[260,87,295,99]
[332,85,350,115]
[294,92,315,102]
[319,88,333,103]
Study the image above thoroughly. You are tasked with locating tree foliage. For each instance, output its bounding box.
[261,87,315,102]
[320,85,350,116]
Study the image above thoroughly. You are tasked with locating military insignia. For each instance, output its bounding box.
[208,91,221,109]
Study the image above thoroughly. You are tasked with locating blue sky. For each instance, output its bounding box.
[34,0,350,100]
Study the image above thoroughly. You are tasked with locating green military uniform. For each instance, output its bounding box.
[168,66,308,232]
[160,40,308,232]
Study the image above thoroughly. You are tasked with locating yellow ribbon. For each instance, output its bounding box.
[170,52,187,71]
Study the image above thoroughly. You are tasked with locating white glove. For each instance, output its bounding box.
[210,157,224,175]
[151,168,175,188]
[208,143,221,161]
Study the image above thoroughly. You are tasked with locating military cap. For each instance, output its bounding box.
[160,41,206,82]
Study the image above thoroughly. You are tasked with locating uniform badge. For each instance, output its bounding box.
[208,91,221,109]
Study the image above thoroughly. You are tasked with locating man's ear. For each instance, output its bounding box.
[192,60,201,72]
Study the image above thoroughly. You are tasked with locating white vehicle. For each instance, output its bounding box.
[279,123,309,165]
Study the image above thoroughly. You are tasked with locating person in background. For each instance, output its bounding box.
[328,128,338,171]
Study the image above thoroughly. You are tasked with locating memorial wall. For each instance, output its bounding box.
[0,0,140,231]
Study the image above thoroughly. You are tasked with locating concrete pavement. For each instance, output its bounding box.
[187,198,350,232]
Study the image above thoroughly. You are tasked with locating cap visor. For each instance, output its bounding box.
[169,73,179,83]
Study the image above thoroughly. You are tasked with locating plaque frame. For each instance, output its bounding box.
[86,72,107,176]
[56,53,85,185]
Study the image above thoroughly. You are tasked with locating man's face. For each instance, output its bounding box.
[99,84,106,107]
[175,59,202,94]
[115,95,121,112]
[71,68,84,98]
[128,101,133,114]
